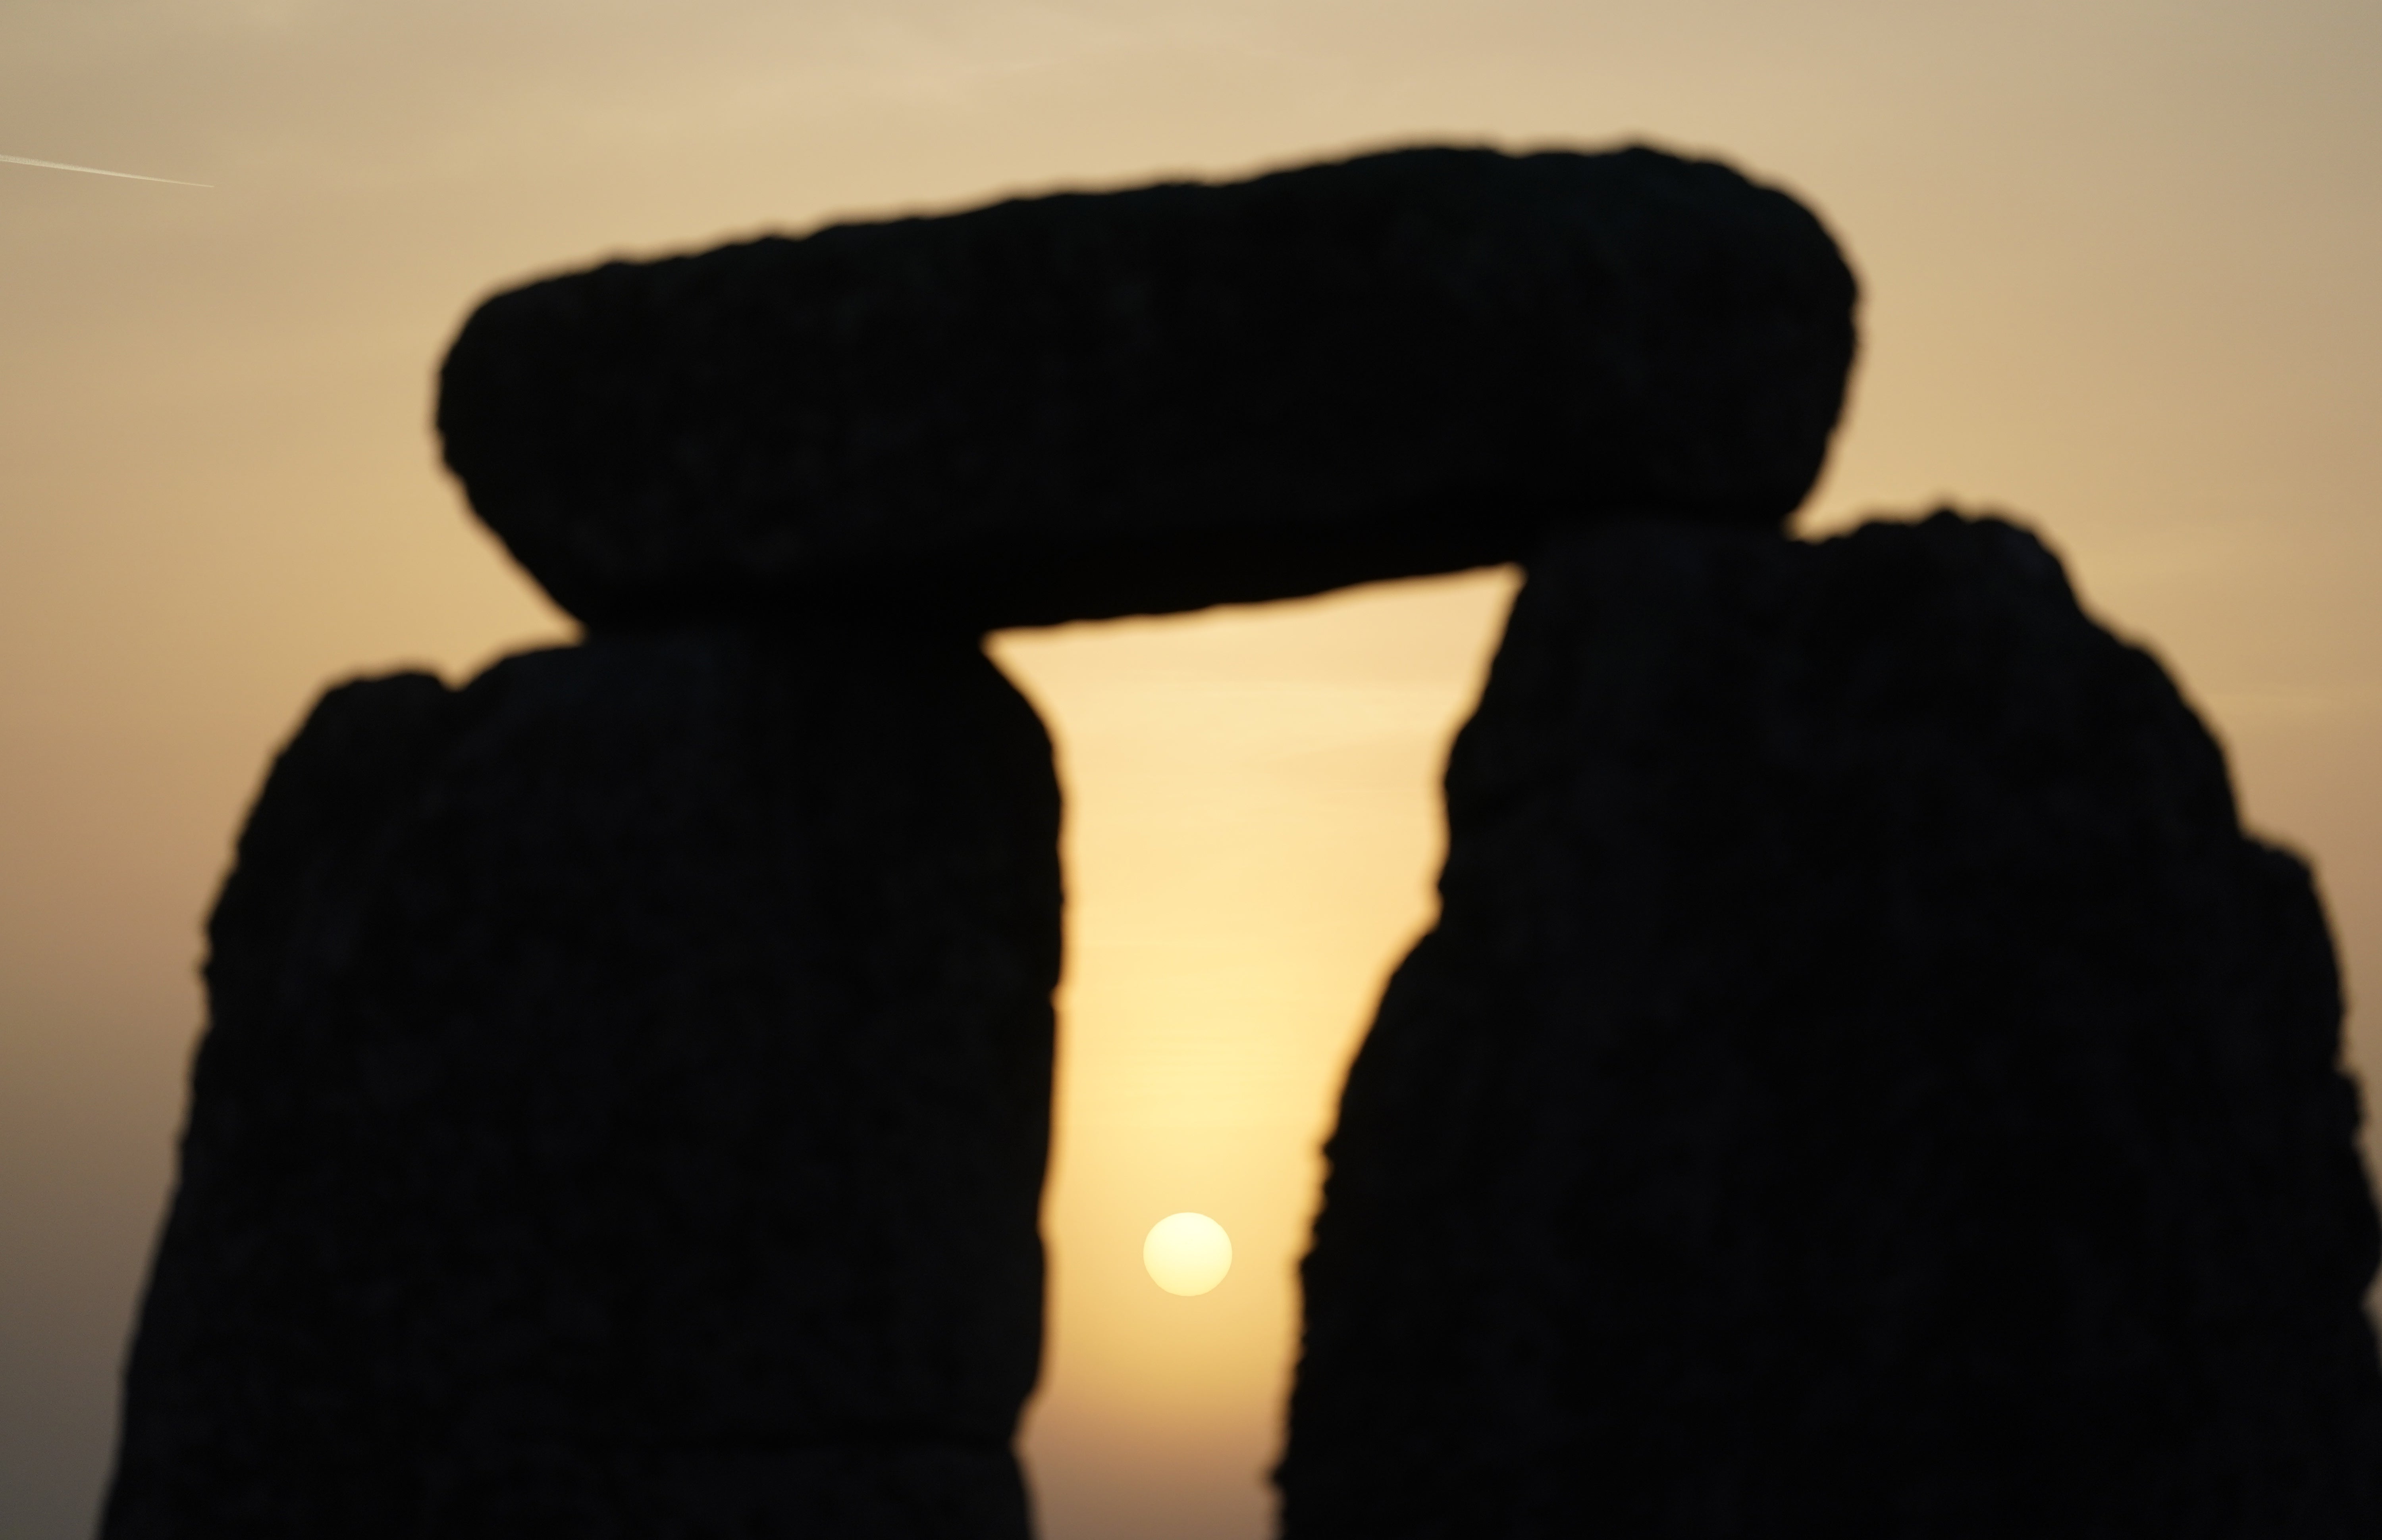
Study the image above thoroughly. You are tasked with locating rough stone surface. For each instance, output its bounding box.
[103,625,1059,1539]
[1282,513,2382,1536]
[437,145,1856,630]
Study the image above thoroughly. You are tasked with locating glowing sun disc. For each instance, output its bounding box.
[1143,1213,1232,1296]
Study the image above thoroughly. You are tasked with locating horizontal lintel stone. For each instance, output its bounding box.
[437,144,1857,631]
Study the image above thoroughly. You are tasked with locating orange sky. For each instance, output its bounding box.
[3,2,2379,1536]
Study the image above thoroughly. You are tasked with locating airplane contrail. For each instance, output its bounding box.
[1,153,212,188]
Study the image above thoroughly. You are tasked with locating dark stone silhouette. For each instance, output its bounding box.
[1282,512,2382,1536]
[105,625,1058,1538]
[120,133,2380,1539]
[112,140,1864,1538]
[436,146,1855,631]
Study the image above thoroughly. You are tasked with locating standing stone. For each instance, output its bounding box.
[437,144,1855,630]
[1283,513,2382,1536]
[105,623,1058,1538]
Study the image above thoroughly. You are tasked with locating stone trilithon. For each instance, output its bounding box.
[106,140,2380,1540]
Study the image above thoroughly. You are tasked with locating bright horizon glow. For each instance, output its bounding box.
[1144,1213,1234,1296]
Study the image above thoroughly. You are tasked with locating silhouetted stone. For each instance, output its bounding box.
[436,145,1856,631]
[1284,513,2382,1536]
[104,624,1058,1539]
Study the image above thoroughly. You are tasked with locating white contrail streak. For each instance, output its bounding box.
[1,153,212,188]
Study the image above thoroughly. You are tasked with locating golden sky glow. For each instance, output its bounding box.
[2,2,2379,1536]
[993,574,1513,1535]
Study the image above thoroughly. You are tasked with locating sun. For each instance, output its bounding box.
[1143,1213,1232,1296]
